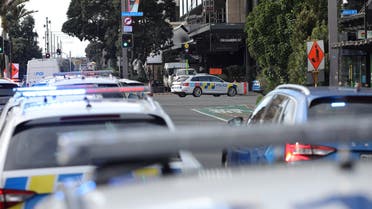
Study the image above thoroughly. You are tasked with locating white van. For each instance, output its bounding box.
[163,62,188,91]
[26,58,60,85]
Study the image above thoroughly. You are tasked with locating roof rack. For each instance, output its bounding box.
[275,84,310,95]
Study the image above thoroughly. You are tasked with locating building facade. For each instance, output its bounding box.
[334,0,372,87]
[163,0,257,82]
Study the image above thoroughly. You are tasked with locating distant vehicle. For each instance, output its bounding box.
[171,68,196,86]
[252,80,263,93]
[163,62,188,91]
[26,58,60,85]
[224,84,372,165]
[0,79,18,112]
[171,74,238,97]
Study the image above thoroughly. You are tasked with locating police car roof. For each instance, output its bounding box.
[10,99,167,126]
[49,76,119,86]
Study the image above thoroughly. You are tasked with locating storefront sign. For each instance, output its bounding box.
[357,30,372,39]
[209,68,222,75]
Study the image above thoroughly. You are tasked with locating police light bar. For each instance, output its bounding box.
[53,70,113,77]
[18,86,150,97]
[15,85,97,93]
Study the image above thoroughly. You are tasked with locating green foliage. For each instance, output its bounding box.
[11,16,43,74]
[63,0,175,73]
[246,0,328,91]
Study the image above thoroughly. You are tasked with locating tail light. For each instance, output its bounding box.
[285,143,336,162]
[0,189,36,209]
[182,83,189,87]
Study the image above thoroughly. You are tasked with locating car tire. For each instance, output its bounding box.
[227,87,237,97]
[178,93,186,97]
[193,87,202,97]
[213,94,221,97]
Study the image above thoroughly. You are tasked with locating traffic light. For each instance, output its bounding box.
[45,53,50,58]
[0,36,3,54]
[122,33,133,48]
[56,48,62,55]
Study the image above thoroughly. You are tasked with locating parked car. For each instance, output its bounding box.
[0,86,175,208]
[0,79,18,112]
[252,80,263,93]
[224,84,372,165]
[171,74,238,97]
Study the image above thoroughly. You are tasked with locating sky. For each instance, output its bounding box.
[25,0,89,58]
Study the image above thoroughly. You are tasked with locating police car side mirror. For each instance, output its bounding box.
[227,116,244,127]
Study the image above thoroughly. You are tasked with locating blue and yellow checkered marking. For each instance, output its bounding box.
[6,173,84,209]
[5,173,83,194]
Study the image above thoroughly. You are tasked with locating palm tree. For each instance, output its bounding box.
[0,0,35,77]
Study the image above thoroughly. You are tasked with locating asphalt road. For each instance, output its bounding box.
[153,93,258,126]
[153,93,259,168]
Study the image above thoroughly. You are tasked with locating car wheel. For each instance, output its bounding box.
[227,87,237,97]
[193,87,202,97]
[178,92,186,97]
[213,94,221,97]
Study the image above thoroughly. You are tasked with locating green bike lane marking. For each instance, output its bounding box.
[192,104,254,122]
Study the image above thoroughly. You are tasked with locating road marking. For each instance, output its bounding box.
[192,105,254,122]
[192,108,229,122]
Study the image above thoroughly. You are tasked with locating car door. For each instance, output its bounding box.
[198,76,212,94]
[209,76,225,94]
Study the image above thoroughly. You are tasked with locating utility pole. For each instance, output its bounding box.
[328,0,339,86]
[121,0,129,78]
[44,17,51,56]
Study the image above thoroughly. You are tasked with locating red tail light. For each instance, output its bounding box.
[0,189,36,209]
[285,143,336,162]
[182,82,189,87]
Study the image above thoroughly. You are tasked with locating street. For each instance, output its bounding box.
[153,93,258,168]
[154,93,258,126]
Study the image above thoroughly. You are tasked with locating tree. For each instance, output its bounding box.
[132,0,174,63]
[245,0,294,92]
[11,16,42,78]
[245,0,328,92]
[62,0,175,76]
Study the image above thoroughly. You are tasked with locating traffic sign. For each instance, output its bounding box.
[184,43,189,49]
[121,12,143,16]
[123,17,132,26]
[307,40,325,71]
[123,26,133,33]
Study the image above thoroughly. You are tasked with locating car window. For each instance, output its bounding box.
[262,94,289,123]
[280,97,296,124]
[199,76,210,82]
[5,115,169,170]
[0,83,18,96]
[191,77,200,81]
[308,96,372,120]
[247,94,274,124]
[209,76,223,82]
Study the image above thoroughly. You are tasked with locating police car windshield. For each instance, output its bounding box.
[308,96,372,120]
[5,115,168,170]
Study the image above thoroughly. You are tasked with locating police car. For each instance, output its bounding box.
[0,86,175,209]
[171,74,238,97]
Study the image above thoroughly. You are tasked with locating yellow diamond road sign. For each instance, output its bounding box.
[184,43,189,49]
